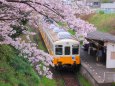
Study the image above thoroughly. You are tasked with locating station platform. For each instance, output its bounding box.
[80,48,115,86]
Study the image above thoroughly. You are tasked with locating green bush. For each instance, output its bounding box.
[0,45,40,86]
[0,44,57,86]
[77,73,92,86]
[86,14,115,33]
[99,11,104,14]
[21,18,28,25]
[102,0,109,3]
[68,29,76,35]
[10,25,24,38]
[18,82,28,86]
[112,82,115,86]
[0,82,11,86]
[41,77,56,86]
[10,18,28,39]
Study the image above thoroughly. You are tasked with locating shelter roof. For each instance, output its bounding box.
[86,31,115,43]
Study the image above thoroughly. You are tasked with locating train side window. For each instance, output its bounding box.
[65,46,70,55]
[72,45,79,55]
[55,45,63,55]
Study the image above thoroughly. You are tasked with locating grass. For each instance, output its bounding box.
[0,42,56,86]
[29,28,57,86]
[34,33,48,52]
[57,22,67,27]
[68,29,76,35]
[84,13,115,34]
[40,77,56,86]
[28,26,48,52]
[0,25,56,86]
[112,82,115,86]
[56,79,65,86]
[0,45,40,86]
[57,21,76,36]
[25,26,56,85]
[20,25,48,52]
[77,73,92,86]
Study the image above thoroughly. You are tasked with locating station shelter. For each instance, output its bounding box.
[85,31,115,68]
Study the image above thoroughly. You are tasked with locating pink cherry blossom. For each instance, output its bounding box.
[0,0,96,79]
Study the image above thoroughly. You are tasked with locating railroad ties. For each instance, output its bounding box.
[51,67,80,86]
[60,70,79,86]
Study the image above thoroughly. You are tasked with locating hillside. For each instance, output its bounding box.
[0,45,40,86]
[0,23,56,86]
[0,45,56,86]
[81,13,115,35]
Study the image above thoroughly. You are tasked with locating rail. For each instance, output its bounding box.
[51,67,80,86]
[59,69,80,86]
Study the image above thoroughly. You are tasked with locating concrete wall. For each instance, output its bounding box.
[80,66,99,86]
[80,64,113,86]
[106,42,115,68]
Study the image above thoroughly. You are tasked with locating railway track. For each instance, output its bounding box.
[60,70,80,86]
[52,67,80,86]
[36,28,80,86]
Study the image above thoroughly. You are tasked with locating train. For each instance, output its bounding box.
[38,18,81,69]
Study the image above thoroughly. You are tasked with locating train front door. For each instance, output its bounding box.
[64,46,71,55]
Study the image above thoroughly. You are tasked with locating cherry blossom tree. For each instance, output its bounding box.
[0,0,96,79]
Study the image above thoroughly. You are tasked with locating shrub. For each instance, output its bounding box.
[20,19,28,25]
[10,25,24,38]
[112,82,115,86]
[99,11,104,14]
[18,82,28,86]
[0,45,40,86]
[102,0,109,3]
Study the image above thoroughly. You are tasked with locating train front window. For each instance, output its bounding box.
[55,45,63,55]
[72,45,79,55]
[65,46,70,55]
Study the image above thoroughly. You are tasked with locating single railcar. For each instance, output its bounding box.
[39,20,80,68]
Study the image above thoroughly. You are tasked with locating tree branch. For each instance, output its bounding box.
[5,0,64,18]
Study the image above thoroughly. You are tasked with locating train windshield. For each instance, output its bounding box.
[65,46,70,55]
[72,45,79,55]
[55,45,63,55]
